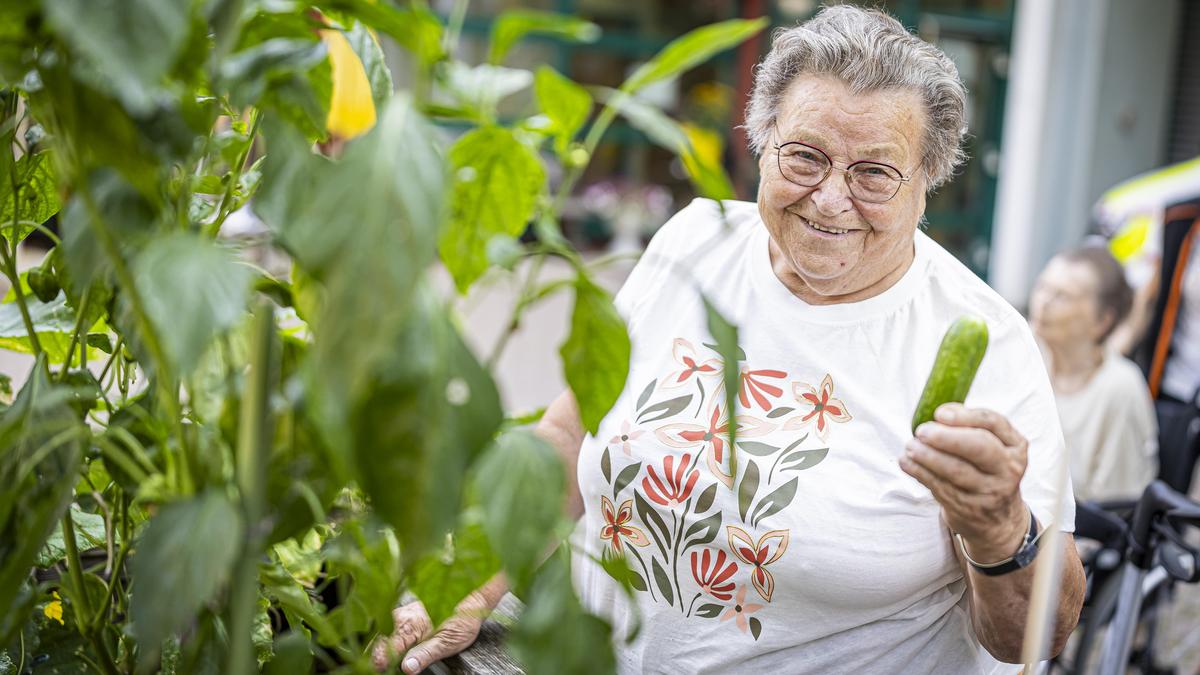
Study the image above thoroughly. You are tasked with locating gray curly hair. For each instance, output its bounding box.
[744,5,968,190]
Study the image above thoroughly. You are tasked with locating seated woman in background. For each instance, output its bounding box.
[1030,246,1158,501]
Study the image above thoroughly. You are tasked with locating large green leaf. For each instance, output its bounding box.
[130,490,243,649]
[35,505,109,568]
[603,89,734,200]
[221,38,328,107]
[409,517,501,627]
[439,126,545,293]
[535,66,592,156]
[130,233,253,375]
[621,18,766,94]
[508,550,617,674]
[43,0,193,114]
[560,278,631,434]
[326,0,444,67]
[488,10,600,65]
[347,292,503,557]
[0,151,61,245]
[343,20,393,108]
[0,357,83,627]
[321,518,403,635]
[474,431,565,589]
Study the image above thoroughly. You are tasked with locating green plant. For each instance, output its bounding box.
[0,1,764,672]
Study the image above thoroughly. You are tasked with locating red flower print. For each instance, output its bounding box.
[608,419,645,456]
[643,453,700,507]
[662,338,721,389]
[600,496,649,555]
[727,526,790,602]
[719,586,763,633]
[738,366,786,412]
[784,373,852,441]
[690,548,738,601]
[656,403,775,487]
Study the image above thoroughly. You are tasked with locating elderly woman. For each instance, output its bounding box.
[1029,247,1158,501]
[377,6,1084,674]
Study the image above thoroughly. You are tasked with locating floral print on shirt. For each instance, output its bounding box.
[596,338,851,642]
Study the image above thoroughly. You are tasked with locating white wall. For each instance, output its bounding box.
[989,0,1181,307]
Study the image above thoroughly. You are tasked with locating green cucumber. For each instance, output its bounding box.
[911,314,989,433]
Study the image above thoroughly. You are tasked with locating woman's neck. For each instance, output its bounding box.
[1043,339,1106,395]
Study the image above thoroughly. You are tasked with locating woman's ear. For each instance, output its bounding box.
[1096,307,1118,344]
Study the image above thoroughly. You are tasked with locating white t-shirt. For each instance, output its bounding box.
[1055,351,1158,501]
[571,199,1075,675]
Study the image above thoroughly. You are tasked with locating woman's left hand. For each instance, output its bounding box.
[899,402,1030,560]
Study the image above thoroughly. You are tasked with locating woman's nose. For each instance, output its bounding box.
[809,172,854,216]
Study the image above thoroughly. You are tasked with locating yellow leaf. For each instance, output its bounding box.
[321,29,377,140]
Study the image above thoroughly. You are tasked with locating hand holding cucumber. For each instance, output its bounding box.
[899,315,1030,561]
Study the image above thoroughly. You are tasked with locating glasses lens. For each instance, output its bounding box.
[848,163,902,202]
[777,144,829,186]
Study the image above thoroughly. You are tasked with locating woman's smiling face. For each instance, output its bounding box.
[757,74,929,304]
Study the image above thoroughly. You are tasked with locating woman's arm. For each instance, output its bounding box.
[373,390,588,673]
[1108,258,1160,357]
[900,403,1086,662]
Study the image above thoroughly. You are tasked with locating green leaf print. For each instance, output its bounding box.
[737,441,778,457]
[693,483,717,513]
[637,394,692,424]
[636,379,656,411]
[634,491,672,557]
[695,603,723,618]
[613,461,641,500]
[683,511,721,549]
[766,406,794,419]
[750,616,762,640]
[652,556,675,605]
[601,448,612,484]
[750,477,798,528]
[738,460,759,522]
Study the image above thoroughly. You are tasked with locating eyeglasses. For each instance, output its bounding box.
[773,140,912,204]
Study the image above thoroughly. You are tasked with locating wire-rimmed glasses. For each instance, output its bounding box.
[773,140,912,204]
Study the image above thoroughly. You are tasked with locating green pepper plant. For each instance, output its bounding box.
[0,1,764,672]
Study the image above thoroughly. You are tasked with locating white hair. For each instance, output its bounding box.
[744,4,968,190]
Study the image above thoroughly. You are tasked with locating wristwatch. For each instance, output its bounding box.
[955,509,1043,577]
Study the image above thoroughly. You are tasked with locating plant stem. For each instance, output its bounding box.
[227,300,275,675]
[59,286,91,379]
[487,253,547,368]
[97,336,124,384]
[81,187,193,495]
[206,109,261,239]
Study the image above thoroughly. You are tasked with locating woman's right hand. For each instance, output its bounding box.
[370,596,488,674]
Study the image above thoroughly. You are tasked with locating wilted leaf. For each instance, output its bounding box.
[131,233,253,375]
[488,11,599,65]
[440,126,545,292]
[561,278,630,434]
[130,490,243,648]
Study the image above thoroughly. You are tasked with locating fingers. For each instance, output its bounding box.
[370,603,433,672]
[400,616,482,674]
[934,403,1026,450]
[903,437,988,491]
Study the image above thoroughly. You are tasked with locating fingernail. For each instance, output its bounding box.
[915,423,930,439]
[403,658,419,673]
